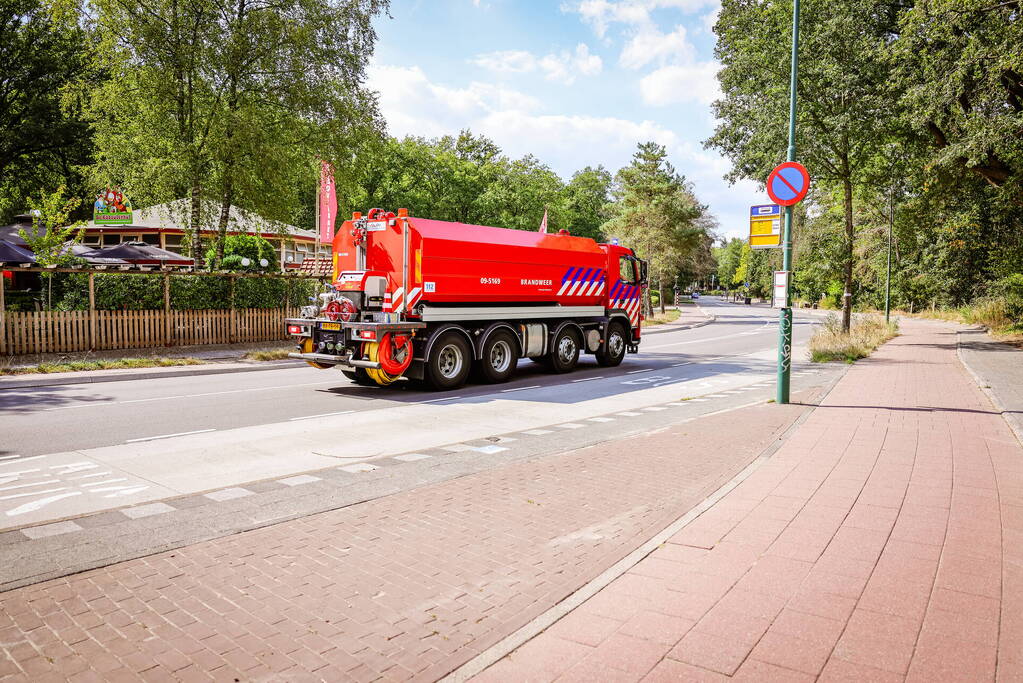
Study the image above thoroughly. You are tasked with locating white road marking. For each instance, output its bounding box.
[0,487,69,501]
[289,410,355,421]
[418,396,463,403]
[626,368,653,374]
[501,385,542,393]
[0,455,26,462]
[671,362,692,367]
[69,471,113,480]
[571,376,604,383]
[557,423,585,429]
[125,429,215,443]
[521,429,553,436]
[587,417,615,423]
[6,492,82,516]
[0,456,47,467]
[81,478,128,487]
[642,406,668,412]
[616,412,642,417]
[43,379,344,411]
[0,479,60,492]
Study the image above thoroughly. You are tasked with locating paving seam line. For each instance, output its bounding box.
[441,366,847,683]
[956,329,1023,447]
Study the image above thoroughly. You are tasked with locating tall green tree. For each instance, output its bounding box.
[0,0,93,220]
[708,0,900,330]
[602,142,709,316]
[563,165,612,241]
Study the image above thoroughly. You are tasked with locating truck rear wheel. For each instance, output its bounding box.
[341,368,375,386]
[596,322,627,367]
[548,327,581,373]
[477,330,517,383]
[425,331,472,390]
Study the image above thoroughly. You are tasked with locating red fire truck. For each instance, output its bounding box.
[287,208,647,390]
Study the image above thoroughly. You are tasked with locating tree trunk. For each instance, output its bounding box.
[190,178,202,266]
[216,172,234,263]
[841,174,855,333]
[658,278,665,314]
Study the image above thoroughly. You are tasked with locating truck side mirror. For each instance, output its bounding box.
[639,260,648,286]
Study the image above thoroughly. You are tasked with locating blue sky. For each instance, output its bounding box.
[368,0,763,239]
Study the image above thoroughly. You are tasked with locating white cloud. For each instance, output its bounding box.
[701,5,721,34]
[368,62,758,239]
[565,0,719,37]
[471,44,602,84]
[618,24,695,69]
[639,62,721,106]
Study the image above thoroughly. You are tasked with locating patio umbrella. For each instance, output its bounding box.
[87,241,193,266]
[0,239,36,264]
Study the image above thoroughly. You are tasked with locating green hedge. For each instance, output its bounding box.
[52,273,317,311]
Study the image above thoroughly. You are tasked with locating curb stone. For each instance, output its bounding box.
[957,328,1023,447]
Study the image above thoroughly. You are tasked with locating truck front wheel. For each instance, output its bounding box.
[548,327,581,373]
[596,322,627,367]
[425,331,472,390]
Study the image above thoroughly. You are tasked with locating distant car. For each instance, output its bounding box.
[691,291,700,300]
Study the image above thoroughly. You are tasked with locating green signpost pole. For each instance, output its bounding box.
[777,0,801,405]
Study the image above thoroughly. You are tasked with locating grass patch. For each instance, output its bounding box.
[809,314,898,363]
[642,309,682,327]
[1,357,206,375]
[244,348,293,361]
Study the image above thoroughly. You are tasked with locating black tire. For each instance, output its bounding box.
[547,327,581,373]
[476,330,518,383]
[341,368,375,386]
[425,331,472,390]
[596,322,628,367]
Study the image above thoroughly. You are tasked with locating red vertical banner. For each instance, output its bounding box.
[319,161,337,244]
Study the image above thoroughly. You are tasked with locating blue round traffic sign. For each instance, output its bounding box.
[766,162,810,206]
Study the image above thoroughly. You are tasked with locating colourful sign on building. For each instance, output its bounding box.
[93,188,133,225]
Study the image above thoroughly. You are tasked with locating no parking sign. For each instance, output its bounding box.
[766,162,810,206]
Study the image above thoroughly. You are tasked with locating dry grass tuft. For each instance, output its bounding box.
[2,357,205,375]
[642,309,682,327]
[809,314,898,363]
[244,348,293,361]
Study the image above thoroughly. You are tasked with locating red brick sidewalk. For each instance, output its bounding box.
[478,321,1023,682]
[0,384,819,681]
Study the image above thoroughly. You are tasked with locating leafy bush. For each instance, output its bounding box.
[995,273,1023,325]
[53,272,316,310]
[205,234,277,271]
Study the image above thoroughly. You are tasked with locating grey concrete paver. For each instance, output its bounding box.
[958,328,1023,443]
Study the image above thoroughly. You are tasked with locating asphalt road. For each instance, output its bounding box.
[2,299,819,456]
[0,299,841,529]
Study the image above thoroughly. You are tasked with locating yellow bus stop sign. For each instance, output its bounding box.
[750,204,782,249]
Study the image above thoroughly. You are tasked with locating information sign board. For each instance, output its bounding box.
[772,270,790,308]
[750,204,782,249]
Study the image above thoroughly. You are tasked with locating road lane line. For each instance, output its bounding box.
[0,456,47,467]
[0,479,60,492]
[570,376,604,382]
[417,396,464,403]
[501,385,542,393]
[125,429,215,443]
[43,379,344,411]
[288,410,355,421]
[0,487,69,501]
[625,369,653,374]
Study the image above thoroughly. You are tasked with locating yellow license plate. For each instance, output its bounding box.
[320,323,342,331]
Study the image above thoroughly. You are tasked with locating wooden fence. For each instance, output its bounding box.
[1,307,300,355]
